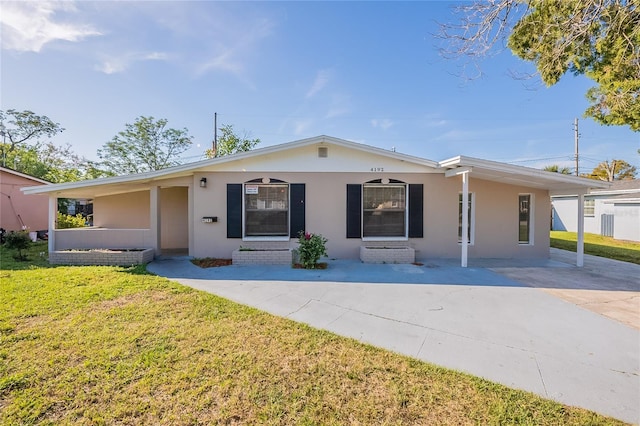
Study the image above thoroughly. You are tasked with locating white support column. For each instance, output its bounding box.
[187,183,194,257]
[150,186,161,256]
[445,167,473,268]
[577,192,585,267]
[461,171,469,268]
[48,195,57,254]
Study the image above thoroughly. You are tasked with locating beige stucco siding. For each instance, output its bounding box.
[0,171,48,231]
[191,171,551,260]
[160,186,188,249]
[93,191,150,228]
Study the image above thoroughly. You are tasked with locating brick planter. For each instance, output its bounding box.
[49,248,155,266]
[360,246,415,264]
[232,249,293,265]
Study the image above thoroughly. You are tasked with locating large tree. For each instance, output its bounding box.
[437,0,640,131]
[587,159,637,181]
[205,124,260,158]
[0,109,105,182]
[98,116,193,175]
[1,142,107,183]
[0,109,64,165]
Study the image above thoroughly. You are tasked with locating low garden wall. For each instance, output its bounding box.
[49,248,155,266]
[232,249,293,265]
[360,246,415,264]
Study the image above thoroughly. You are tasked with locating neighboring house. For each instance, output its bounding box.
[552,179,640,242]
[1,166,49,232]
[23,136,608,266]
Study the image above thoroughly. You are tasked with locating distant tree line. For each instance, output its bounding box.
[0,109,259,181]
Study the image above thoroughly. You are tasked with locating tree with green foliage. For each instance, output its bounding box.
[437,0,640,131]
[205,124,260,158]
[98,116,193,175]
[1,142,108,183]
[587,159,637,181]
[0,109,106,182]
[543,164,572,174]
[0,109,64,156]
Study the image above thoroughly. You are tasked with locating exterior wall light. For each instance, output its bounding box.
[200,177,207,188]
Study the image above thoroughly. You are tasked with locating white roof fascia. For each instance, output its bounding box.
[22,135,440,195]
[439,155,610,192]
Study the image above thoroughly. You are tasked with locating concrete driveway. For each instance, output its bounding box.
[147,250,640,424]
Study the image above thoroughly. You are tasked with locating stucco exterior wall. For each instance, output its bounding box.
[0,170,49,231]
[551,196,640,241]
[191,171,550,260]
[160,186,188,249]
[93,191,150,228]
[613,203,640,241]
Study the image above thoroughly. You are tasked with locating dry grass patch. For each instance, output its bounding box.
[0,250,626,425]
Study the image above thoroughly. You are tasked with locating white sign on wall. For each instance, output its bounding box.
[245,185,259,194]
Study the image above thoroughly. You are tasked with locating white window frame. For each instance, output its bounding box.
[584,198,595,217]
[242,183,290,241]
[361,183,409,241]
[458,192,475,245]
[518,193,535,245]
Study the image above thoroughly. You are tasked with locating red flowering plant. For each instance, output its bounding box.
[296,231,328,269]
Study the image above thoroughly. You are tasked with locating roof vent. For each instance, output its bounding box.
[318,146,328,158]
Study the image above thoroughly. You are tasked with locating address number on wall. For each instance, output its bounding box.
[370,167,384,172]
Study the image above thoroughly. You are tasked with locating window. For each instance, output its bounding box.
[362,184,406,238]
[244,184,289,237]
[458,193,474,243]
[518,194,532,244]
[584,199,595,216]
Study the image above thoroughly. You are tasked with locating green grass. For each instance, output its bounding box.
[550,231,640,265]
[0,243,626,425]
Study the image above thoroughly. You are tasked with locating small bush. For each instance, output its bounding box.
[3,231,31,261]
[297,231,328,269]
[57,212,86,229]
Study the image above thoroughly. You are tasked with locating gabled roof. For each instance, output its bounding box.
[0,166,50,185]
[21,135,608,198]
[21,136,438,197]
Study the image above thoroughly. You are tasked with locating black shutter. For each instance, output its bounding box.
[227,184,242,238]
[289,184,305,238]
[408,184,424,238]
[346,184,362,238]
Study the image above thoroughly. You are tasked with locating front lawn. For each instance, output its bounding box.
[550,231,640,264]
[0,243,625,424]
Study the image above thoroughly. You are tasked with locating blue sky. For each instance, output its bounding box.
[1,1,638,174]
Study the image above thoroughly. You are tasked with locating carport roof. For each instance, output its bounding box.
[439,156,610,195]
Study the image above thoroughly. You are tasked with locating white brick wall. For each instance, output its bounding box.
[49,248,154,266]
[232,249,293,265]
[360,246,415,264]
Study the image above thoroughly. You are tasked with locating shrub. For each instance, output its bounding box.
[3,231,31,261]
[57,212,86,229]
[297,231,328,269]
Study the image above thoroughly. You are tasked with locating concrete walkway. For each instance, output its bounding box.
[147,252,640,424]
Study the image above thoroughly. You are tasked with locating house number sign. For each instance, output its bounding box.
[370,167,384,172]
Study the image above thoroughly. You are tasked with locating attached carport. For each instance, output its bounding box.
[439,156,610,267]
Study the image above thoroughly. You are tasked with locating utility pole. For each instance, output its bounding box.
[573,118,579,176]
[212,112,217,157]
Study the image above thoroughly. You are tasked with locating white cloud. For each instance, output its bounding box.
[371,118,394,130]
[96,51,169,74]
[306,69,331,99]
[0,1,101,52]
[195,17,274,78]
